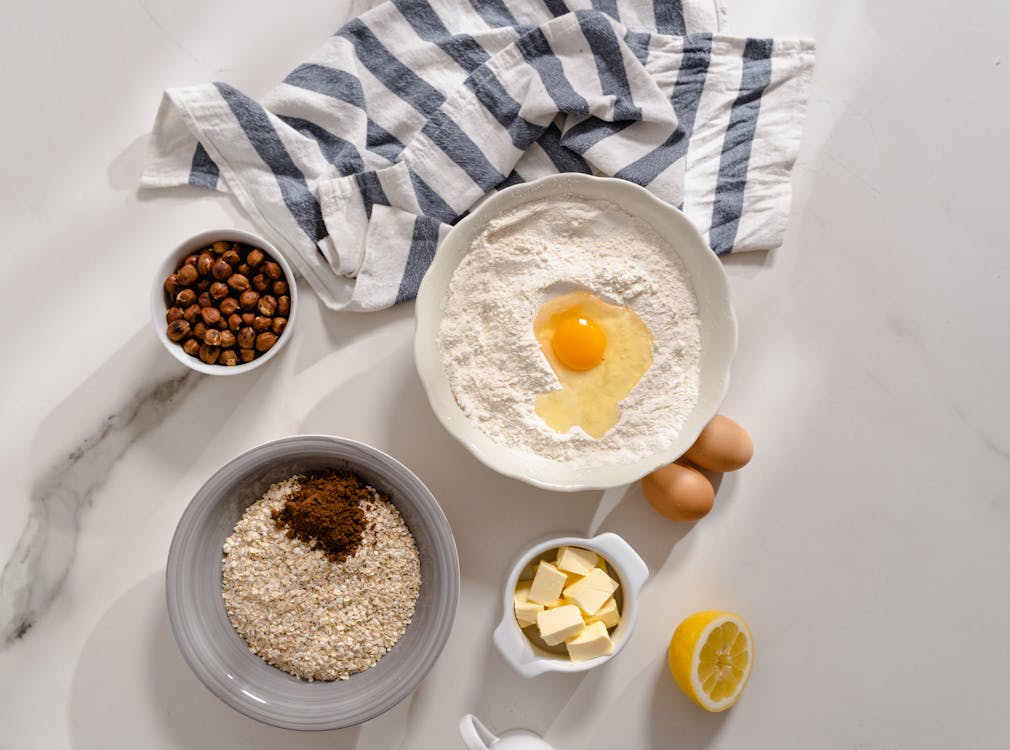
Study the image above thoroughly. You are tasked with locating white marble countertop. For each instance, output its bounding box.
[2,1,1009,748]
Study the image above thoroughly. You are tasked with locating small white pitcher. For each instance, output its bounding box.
[459,714,556,750]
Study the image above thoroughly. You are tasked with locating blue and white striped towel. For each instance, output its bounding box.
[142,0,815,311]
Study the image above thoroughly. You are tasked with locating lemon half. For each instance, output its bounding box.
[668,611,753,712]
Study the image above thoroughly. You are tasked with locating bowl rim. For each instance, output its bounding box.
[150,228,298,376]
[165,434,460,730]
[492,532,649,676]
[414,173,738,491]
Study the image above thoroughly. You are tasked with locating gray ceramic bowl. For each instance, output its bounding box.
[165,435,459,730]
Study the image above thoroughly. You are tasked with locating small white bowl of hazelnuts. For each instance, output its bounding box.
[151,229,297,375]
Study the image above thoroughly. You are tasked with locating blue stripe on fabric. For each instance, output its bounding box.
[408,167,458,223]
[366,121,405,162]
[421,111,507,190]
[188,143,219,189]
[497,170,525,189]
[653,0,686,35]
[542,0,569,17]
[395,215,442,303]
[284,64,366,108]
[354,171,389,219]
[614,33,712,185]
[561,118,635,154]
[278,115,365,176]
[709,38,774,255]
[468,0,520,28]
[575,11,642,121]
[337,18,446,116]
[392,0,490,73]
[515,28,591,117]
[624,29,651,66]
[537,123,592,173]
[591,0,620,21]
[466,66,545,151]
[214,82,327,243]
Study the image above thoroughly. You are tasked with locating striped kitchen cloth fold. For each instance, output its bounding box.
[142,0,815,311]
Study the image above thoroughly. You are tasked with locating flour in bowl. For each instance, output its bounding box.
[437,196,701,467]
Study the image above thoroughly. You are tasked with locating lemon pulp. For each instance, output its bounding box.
[668,611,754,712]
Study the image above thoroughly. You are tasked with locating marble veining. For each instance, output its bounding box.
[0,373,196,646]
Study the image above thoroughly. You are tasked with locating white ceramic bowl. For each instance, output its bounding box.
[151,229,298,375]
[414,173,738,491]
[493,533,648,677]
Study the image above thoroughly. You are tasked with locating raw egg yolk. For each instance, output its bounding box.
[551,314,606,371]
[533,291,653,440]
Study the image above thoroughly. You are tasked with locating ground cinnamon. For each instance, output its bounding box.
[271,471,370,562]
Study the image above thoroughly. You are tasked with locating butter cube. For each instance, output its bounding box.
[586,597,620,628]
[563,567,619,616]
[556,546,599,576]
[513,582,543,628]
[528,561,567,605]
[562,569,582,589]
[537,605,586,646]
[565,621,614,662]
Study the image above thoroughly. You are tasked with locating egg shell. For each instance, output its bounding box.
[683,415,754,473]
[641,460,715,522]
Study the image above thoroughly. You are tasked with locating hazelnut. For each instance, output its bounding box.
[206,282,225,300]
[201,307,221,326]
[222,249,241,266]
[272,280,288,296]
[219,298,239,316]
[239,290,260,310]
[166,319,191,342]
[198,344,220,364]
[212,260,231,281]
[186,253,200,265]
[212,240,230,255]
[255,332,278,352]
[239,348,256,363]
[220,330,236,348]
[258,295,277,316]
[237,327,255,349]
[252,315,272,332]
[204,329,222,347]
[166,307,184,324]
[193,322,207,340]
[182,339,200,356]
[247,249,265,267]
[164,274,183,296]
[228,274,250,292]
[272,317,287,336]
[176,289,197,307]
[178,264,199,285]
[183,304,202,323]
[197,291,213,309]
[220,349,239,366]
[241,312,255,325]
[252,273,269,292]
[277,295,291,316]
[196,279,210,292]
[263,261,282,281]
[197,254,214,277]
[228,313,243,331]
[237,263,250,276]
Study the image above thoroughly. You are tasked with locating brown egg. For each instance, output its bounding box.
[683,415,754,473]
[641,461,715,522]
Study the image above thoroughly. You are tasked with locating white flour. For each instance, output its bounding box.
[437,196,701,467]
